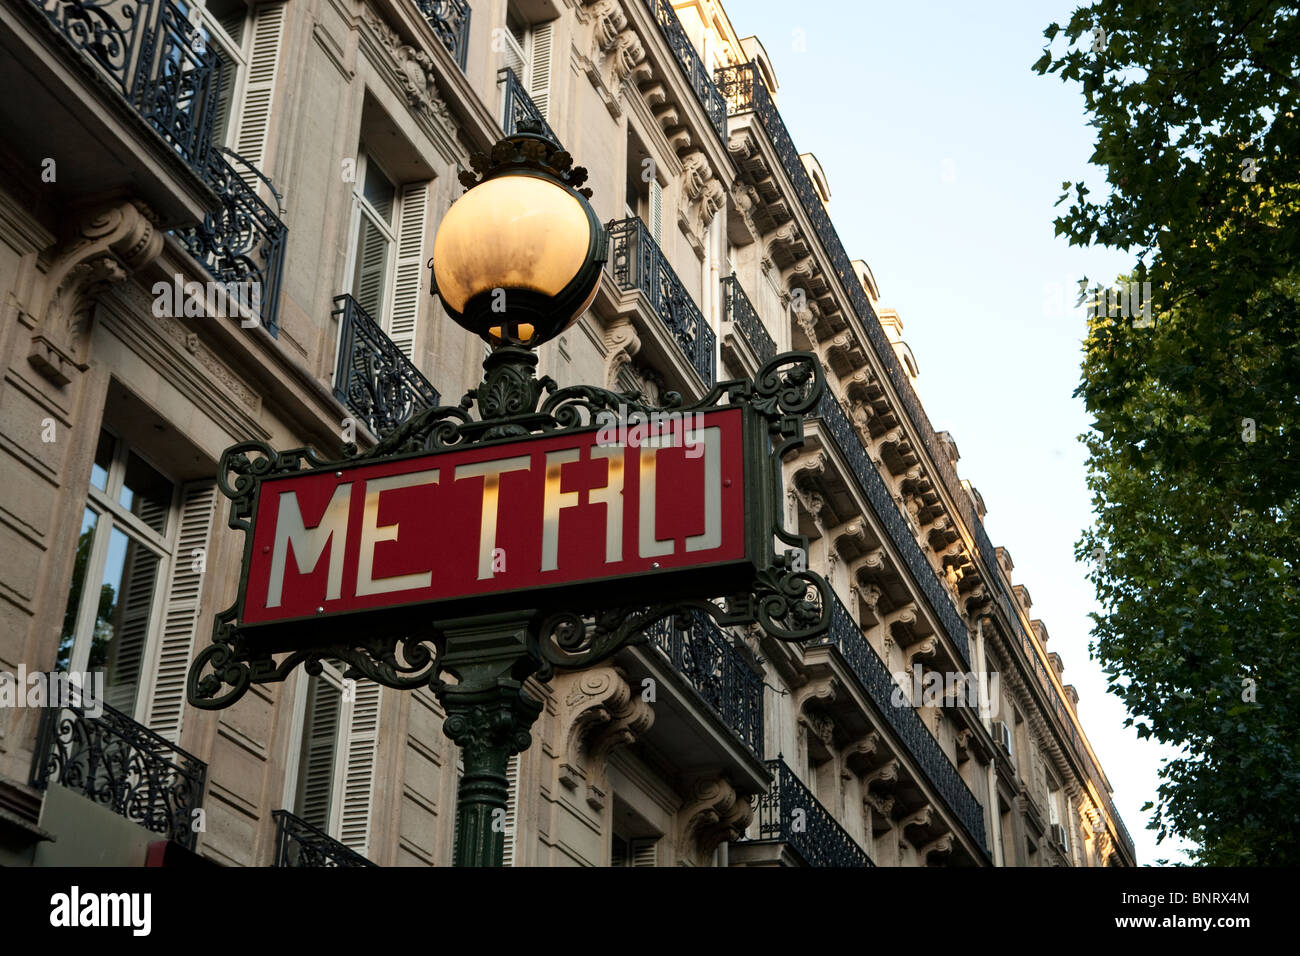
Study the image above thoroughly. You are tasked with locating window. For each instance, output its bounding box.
[340,145,429,360]
[286,662,382,857]
[178,0,256,149]
[503,8,554,118]
[60,429,179,719]
[346,149,398,322]
[612,834,658,867]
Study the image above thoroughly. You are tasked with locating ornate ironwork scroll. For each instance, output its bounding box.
[30,701,207,850]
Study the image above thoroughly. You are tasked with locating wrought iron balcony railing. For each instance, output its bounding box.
[29,700,207,851]
[645,609,762,756]
[174,147,288,337]
[31,0,222,170]
[498,67,558,143]
[641,0,726,143]
[606,217,716,387]
[332,293,441,437]
[748,757,874,867]
[814,393,971,667]
[721,274,775,366]
[272,809,378,867]
[812,587,988,854]
[414,0,471,70]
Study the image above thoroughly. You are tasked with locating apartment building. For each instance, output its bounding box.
[0,0,1135,867]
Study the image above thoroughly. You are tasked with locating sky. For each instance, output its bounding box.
[721,0,1193,864]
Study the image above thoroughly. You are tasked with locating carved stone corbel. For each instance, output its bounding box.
[603,316,641,388]
[676,776,753,865]
[28,199,163,387]
[922,832,954,864]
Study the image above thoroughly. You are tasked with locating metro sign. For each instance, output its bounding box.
[234,407,770,647]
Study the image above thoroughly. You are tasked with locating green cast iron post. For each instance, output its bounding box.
[435,611,543,867]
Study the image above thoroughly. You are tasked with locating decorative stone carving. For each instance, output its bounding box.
[677,777,753,865]
[555,664,654,791]
[28,199,163,386]
[603,316,641,388]
[364,10,457,141]
[922,832,954,864]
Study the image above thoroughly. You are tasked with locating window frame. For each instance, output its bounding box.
[343,149,401,325]
[64,427,181,722]
[181,0,256,149]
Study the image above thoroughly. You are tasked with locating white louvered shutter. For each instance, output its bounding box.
[144,481,217,742]
[649,178,664,246]
[234,1,285,189]
[502,753,519,866]
[104,537,161,715]
[338,679,381,857]
[351,210,389,321]
[297,673,343,831]
[630,838,657,867]
[388,183,428,359]
[527,22,553,119]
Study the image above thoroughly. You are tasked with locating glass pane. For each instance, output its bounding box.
[58,508,100,673]
[119,452,173,535]
[351,211,390,320]
[91,431,114,492]
[295,675,343,831]
[90,527,163,715]
[362,160,395,222]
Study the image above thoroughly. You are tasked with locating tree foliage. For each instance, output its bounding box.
[1035,1,1300,864]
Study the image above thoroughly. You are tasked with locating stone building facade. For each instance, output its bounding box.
[0,0,1135,867]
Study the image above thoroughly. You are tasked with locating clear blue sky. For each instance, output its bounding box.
[722,0,1192,864]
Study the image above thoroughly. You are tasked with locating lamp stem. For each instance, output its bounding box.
[435,611,543,867]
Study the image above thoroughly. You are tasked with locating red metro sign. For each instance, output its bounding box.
[235,407,767,643]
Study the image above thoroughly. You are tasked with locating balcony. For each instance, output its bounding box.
[499,67,558,143]
[414,0,470,71]
[174,147,289,337]
[272,809,378,867]
[814,393,972,668]
[810,587,988,856]
[29,0,219,170]
[332,293,441,438]
[720,273,775,372]
[645,610,762,756]
[605,216,716,388]
[641,0,726,143]
[29,701,207,851]
[735,757,874,867]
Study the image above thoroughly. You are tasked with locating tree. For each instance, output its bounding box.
[1035,1,1300,864]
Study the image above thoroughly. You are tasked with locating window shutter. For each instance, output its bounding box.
[388,183,428,360]
[503,29,527,84]
[297,674,343,831]
[143,481,217,743]
[104,540,160,715]
[352,209,389,321]
[649,178,663,246]
[502,753,519,866]
[234,1,285,186]
[630,837,657,867]
[527,22,553,119]
[338,679,381,857]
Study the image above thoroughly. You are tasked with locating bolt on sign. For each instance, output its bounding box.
[241,408,756,639]
[188,352,829,709]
